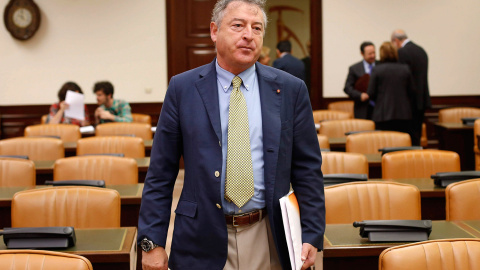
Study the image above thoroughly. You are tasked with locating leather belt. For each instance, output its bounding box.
[225,209,266,227]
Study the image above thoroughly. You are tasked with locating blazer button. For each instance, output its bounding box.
[216,204,222,209]
[215,171,220,177]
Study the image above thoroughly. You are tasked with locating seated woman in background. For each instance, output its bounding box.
[258,46,271,66]
[47,81,90,126]
[366,42,415,138]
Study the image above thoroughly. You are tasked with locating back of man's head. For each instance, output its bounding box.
[93,81,114,97]
[277,40,292,53]
[360,41,374,54]
[391,29,408,41]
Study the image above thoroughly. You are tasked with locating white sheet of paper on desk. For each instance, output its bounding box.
[80,125,95,133]
[280,191,303,270]
[64,90,85,120]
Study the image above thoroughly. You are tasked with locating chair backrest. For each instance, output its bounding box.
[131,113,152,124]
[379,239,480,270]
[446,178,480,221]
[312,110,352,123]
[0,250,93,270]
[438,107,480,123]
[54,156,138,185]
[421,123,428,147]
[325,181,421,224]
[382,150,460,179]
[77,136,145,158]
[319,119,375,138]
[12,186,120,228]
[327,100,354,118]
[41,114,48,124]
[0,137,64,161]
[317,134,330,150]
[321,152,368,175]
[0,157,36,187]
[95,122,152,140]
[345,131,411,154]
[24,124,81,142]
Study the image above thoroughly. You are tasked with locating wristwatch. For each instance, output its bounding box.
[140,237,159,252]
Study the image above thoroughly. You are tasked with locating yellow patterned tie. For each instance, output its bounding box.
[225,76,254,208]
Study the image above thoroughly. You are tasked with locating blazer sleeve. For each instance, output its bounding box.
[138,77,183,247]
[344,66,362,100]
[290,81,326,250]
[366,69,378,101]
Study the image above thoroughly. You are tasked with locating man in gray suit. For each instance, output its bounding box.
[391,29,430,146]
[344,41,378,119]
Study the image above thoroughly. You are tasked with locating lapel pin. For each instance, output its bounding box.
[277,89,280,94]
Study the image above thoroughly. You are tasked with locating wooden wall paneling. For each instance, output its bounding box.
[310,0,323,110]
[167,0,217,80]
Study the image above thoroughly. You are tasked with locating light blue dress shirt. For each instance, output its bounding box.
[363,60,375,74]
[216,61,265,214]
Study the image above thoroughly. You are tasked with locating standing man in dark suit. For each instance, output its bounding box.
[391,29,431,146]
[273,40,306,82]
[344,41,378,119]
[138,0,325,269]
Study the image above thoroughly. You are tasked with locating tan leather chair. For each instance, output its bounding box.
[95,122,152,140]
[12,186,120,228]
[77,136,145,158]
[25,123,81,142]
[438,107,480,123]
[312,110,352,123]
[382,150,460,179]
[345,131,411,154]
[317,134,330,150]
[54,155,138,185]
[132,113,152,124]
[319,119,375,138]
[325,181,421,224]
[321,152,368,175]
[379,239,480,270]
[41,114,48,124]
[446,178,480,221]
[475,119,480,170]
[0,137,64,161]
[0,250,93,270]
[0,157,36,187]
[421,123,428,147]
[327,101,354,118]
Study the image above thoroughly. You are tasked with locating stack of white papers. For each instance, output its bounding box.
[279,191,303,270]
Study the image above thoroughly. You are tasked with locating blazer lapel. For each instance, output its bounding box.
[195,61,222,142]
[256,63,281,202]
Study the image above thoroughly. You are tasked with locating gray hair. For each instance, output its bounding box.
[211,0,268,32]
[392,31,408,41]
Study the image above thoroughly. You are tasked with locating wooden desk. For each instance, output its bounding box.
[34,158,150,185]
[324,220,480,270]
[329,137,346,151]
[434,122,474,170]
[365,154,381,179]
[383,178,446,220]
[0,184,143,229]
[0,227,137,270]
[64,139,153,157]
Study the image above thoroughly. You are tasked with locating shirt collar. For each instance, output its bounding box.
[216,60,256,93]
[401,39,411,48]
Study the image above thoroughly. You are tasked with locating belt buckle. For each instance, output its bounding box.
[232,213,246,227]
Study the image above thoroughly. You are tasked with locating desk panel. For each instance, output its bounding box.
[0,227,137,270]
[324,221,478,270]
[435,123,474,170]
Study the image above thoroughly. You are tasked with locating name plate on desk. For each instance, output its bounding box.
[0,227,76,249]
[431,171,480,187]
[353,220,432,242]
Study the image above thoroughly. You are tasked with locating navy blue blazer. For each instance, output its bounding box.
[138,60,325,270]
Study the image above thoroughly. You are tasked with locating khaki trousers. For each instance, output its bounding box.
[224,215,282,270]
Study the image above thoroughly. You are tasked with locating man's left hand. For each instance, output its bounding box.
[301,243,317,270]
[98,110,115,121]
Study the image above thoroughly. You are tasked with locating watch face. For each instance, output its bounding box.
[12,8,32,28]
[140,239,152,252]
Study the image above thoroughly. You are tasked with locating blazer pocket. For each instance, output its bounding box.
[174,200,197,218]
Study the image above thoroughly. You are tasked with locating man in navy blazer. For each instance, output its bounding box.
[138,1,325,269]
[273,40,306,82]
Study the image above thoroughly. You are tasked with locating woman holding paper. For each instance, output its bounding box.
[47,82,90,126]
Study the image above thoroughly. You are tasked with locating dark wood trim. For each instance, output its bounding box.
[310,0,322,110]
[0,102,163,139]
